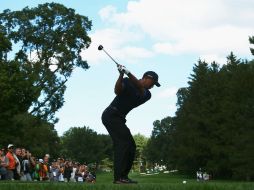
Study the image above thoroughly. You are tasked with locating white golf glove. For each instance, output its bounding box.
[117,64,130,75]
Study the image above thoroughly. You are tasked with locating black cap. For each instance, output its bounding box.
[143,71,161,87]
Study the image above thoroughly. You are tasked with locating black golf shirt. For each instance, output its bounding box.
[110,77,151,117]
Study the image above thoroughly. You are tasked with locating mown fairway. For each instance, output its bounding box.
[0,173,254,190]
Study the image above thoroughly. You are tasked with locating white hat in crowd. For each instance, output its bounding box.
[8,144,14,149]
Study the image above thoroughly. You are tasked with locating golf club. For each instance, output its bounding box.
[98,45,119,66]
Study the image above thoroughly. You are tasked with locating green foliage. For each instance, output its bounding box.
[144,117,175,169]
[133,133,148,172]
[0,2,92,122]
[171,51,254,180]
[0,60,39,114]
[0,112,60,157]
[0,26,12,58]
[61,126,113,164]
[13,113,60,157]
[100,157,113,171]
[0,3,92,157]
[133,133,148,161]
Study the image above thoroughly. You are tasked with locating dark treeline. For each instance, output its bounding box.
[145,37,254,180]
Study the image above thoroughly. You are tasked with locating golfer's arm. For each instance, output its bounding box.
[127,73,144,94]
[114,73,124,95]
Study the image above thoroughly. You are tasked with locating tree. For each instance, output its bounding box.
[0,3,92,122]
[172,60,216,174]
[0,112,60,157]
[133,133,148,172]
[144,117,175,170]
[0,59,41,146]
[61,126,113,164]
[171,49,254,180]
[14,113,60,158]
[220,52,254,180]
[0,25,11,59]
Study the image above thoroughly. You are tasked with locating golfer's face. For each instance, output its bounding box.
[144,78,155,89]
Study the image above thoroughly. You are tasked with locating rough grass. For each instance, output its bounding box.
[0,172,253,190]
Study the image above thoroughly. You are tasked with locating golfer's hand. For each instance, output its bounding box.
[117,64,130,75]
[117,64,124,74]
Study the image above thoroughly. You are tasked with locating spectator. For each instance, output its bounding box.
[56,158,64,182]
[14,148,22,180]
[196,168,203,181]
[0,148,9,180]
[59,158,65,168]
[33,159,40,181]
[20,152,32,181]
[45,154,50,160]
[203,172,210,181]
[75,164,85,182]
[43,155,50,180]
[64,161,72,182]
[50,161,60,182]
[87,164,96,183]
[58,166,65,182]
[38,159,48,181]
[21,148,26,158]
[5,144,16,180]
[86,169,96,183]
[70,162,78,182]
[27,151,36,175]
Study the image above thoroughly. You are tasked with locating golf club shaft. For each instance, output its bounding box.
[102,49,119,66]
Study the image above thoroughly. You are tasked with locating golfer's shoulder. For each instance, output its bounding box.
[123,77,129,83]
[122,77,132,88]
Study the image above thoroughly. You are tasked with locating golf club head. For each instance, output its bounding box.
[98,45,104,50]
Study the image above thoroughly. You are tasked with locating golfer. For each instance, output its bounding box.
[101,64,160,184]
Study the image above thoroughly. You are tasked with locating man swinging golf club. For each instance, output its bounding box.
[101,51,160,184]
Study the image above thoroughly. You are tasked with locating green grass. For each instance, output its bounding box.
[0,172,254,190]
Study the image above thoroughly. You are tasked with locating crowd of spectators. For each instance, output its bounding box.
[196,168,211,181]
[0,144,96,183]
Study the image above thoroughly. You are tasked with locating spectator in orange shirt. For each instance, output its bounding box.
[5,144,16,180]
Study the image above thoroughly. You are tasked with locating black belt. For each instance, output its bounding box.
[108,106,126,118]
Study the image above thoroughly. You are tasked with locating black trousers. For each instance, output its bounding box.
[102,107,136,181]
